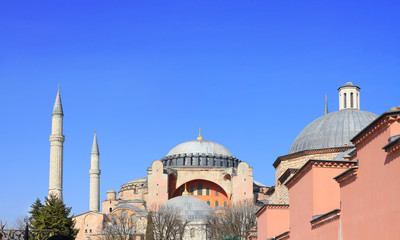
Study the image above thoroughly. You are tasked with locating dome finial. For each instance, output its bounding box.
[58,84,60,91]
[182,183,189,196]
[325,94,328,115]
[197,127,203,141]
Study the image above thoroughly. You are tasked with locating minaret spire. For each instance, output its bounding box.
[90,130,101,212]
[49,86,65,200]
[325,94,328,115]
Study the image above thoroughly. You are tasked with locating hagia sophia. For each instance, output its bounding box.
[46,82,400,240]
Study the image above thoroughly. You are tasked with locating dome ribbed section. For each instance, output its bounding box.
[289,109,378,154]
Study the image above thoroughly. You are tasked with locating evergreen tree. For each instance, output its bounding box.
[29,194,78,239]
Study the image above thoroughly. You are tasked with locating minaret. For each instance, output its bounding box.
[49,85,65,200]
[89,130,101,212]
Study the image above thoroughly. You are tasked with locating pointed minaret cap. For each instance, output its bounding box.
[324,94,329,115]
[91,130,99,154]
[52,84,64,116]
[197,127,203,141]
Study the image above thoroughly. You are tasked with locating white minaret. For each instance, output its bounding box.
[49,85,65,200]
[89,130,101,212]
[338,82,360,110]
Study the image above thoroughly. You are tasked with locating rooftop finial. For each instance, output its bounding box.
[325,94,328,115]
[182,183,189,196]
[197,127,203,141]
[58,84,60,91]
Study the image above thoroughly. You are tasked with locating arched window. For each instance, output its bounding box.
[109,207,112,212]
[197,184,203,195]
[350,92,354,108]
[190,228,195,238]
[215,189,219,196]
[190,186,194,195]
[131,214,137,224]
[207,200,211,206]
[215,201,219,207]
[344,93,347,108]
[206,187,210,195]
[121,210,127,224]
[112,214,118,223]
[224,201,228,207]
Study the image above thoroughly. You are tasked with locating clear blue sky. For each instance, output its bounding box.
[1,0,399,224]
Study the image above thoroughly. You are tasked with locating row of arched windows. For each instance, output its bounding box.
[206,200,228,207]
[183,185,219,196]
[344,92,355,108]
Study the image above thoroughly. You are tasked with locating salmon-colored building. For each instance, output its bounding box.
[254,82,400,239]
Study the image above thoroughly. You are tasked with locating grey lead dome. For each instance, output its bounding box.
[167,139,233,157]
[161,196,212,222]
[289,109,378,154]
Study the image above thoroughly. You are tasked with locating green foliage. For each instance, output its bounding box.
[29,194,78,239]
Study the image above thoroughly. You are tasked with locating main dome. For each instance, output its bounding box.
[289,109,378,154]
[167,139,233,157]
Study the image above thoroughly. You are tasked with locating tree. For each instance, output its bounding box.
[145,212,154,240]
[100,214,137,240]
[207,200,259,240]
[149,206,188,240]
[28,194,77,239]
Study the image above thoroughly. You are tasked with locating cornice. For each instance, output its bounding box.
[278,168,299,184]
[285,160,357,189]
[334,167,358,185]
[274,147,352,168]
[310,209,341,229]
[352,111,400,147]
[274,231,290,240]
[255,204,289,216]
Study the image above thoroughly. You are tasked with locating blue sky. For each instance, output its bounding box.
[1,0,399,224]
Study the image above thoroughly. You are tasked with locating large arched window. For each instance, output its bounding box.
[350,92,354,108]
[344,93,347,108]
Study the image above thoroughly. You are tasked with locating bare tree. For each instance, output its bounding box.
[207,200,259,240]
[13,215,29,230]
[149,206,188,240]
[100,215,137,240]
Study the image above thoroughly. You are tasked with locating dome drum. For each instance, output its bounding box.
[161,153,240,168]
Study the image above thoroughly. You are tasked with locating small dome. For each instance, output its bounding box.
[289,109,378,154]
[107,189,116,193]
[343,82,355,87]
[161,196,212,222]
[167,139,233,157]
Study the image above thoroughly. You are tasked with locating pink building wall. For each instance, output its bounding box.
[340,112,400,239]
[256,204,289,239]
[287,160,355,240]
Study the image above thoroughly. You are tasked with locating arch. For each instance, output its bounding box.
[344,93,347,108]
[171,179,231,207]
[351,92,354,108]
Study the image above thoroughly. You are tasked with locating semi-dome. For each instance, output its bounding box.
[161,196,212,222]
[289,109,378,154]
[167,139,233,157]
